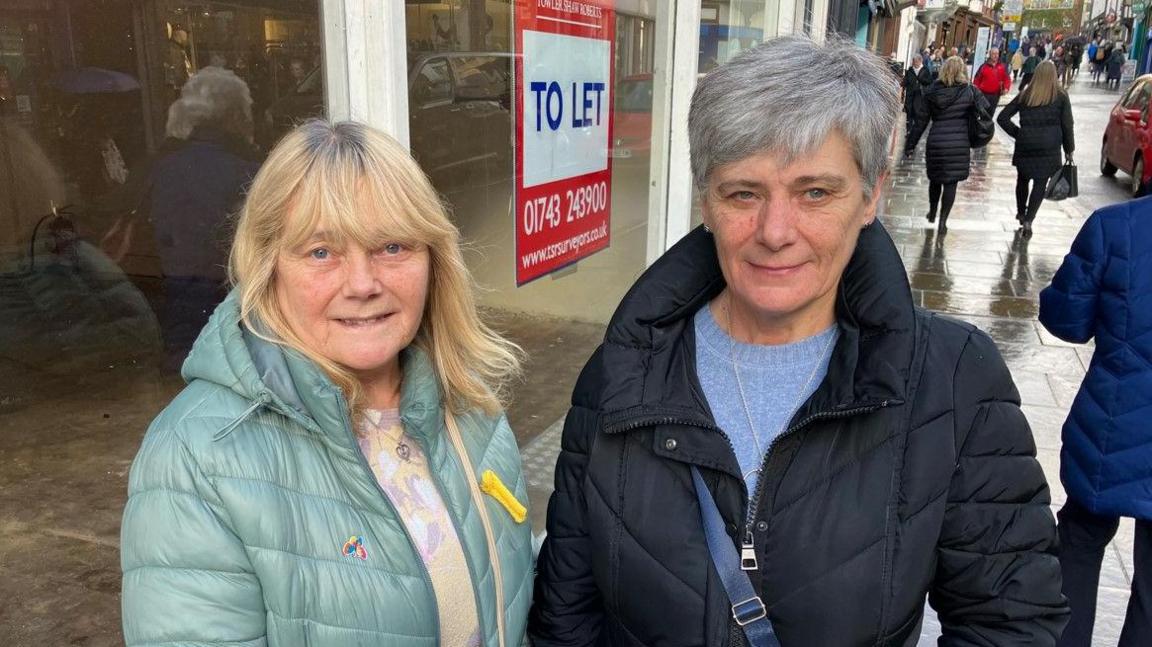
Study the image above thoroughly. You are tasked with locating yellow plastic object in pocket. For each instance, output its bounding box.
[480,470,527,524]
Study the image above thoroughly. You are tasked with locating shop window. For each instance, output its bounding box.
[0,3,323,620]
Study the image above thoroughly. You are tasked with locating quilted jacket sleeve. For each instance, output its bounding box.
[929,329,1069,645]
[1060,95,1075,155]
[1039,212,1105,343]
[121,424,266,646]
[528,349,605,646]
[996,96,1021,139]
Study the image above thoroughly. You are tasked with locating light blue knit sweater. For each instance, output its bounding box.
[694,305,838,494]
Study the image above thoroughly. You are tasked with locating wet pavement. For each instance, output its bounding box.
[885,71,1136,645]
[0,73,1140,645]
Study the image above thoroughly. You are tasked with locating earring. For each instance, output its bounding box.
[703,224,712,233]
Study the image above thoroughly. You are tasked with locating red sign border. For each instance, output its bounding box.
[513,0,616,286]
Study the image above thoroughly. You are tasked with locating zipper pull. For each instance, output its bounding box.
[740,527,758,571]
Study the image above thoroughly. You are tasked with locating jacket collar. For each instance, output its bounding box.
[597,221,915,434]
[184,292,443,442]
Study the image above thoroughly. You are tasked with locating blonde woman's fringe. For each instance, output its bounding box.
[228,119,522,417]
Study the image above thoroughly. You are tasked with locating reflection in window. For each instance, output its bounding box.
[0,0,324,403]
[413,58,454,106]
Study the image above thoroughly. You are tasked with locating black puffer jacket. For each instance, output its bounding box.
[997,92,1075,179]
[915,82,987,183]
[529,223,1068,646]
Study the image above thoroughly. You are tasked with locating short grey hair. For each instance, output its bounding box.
[165,66,253,141]
[689,36,900,199]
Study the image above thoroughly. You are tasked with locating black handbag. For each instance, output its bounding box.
[1046,161,1079,201]
[968,86,995,148]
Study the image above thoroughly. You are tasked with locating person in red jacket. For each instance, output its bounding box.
[974,47,1013,115]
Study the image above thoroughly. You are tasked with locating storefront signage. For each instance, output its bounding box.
[1001,0,1024,23]
[514,0,615,285]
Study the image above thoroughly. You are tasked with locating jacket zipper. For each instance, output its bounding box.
[333,394,442,645]
[613,402,893,570]
[443,411,508,647]
[740,400,891,569]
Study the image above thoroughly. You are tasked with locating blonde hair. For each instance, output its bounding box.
[229,120,521,416]
[939,56,969,86]
[1021,60,1063,108]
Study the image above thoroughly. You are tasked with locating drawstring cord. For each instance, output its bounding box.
[213,393,271,441]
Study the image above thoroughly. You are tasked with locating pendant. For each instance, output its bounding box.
[396,441,412,462]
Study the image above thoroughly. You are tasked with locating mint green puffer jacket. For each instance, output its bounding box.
[121,294,533,646]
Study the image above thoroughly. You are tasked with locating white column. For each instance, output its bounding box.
[322,0,410,149]
[809,0,829,42]
[659,0,703,253]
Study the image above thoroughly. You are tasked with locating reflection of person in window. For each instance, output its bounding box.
[432,4,495,51]
[164,26,192,92]
[128,67,262,367]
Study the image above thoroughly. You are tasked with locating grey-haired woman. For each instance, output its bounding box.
[529,36,1068,646]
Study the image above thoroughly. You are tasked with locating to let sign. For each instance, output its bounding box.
[514,0,615,285]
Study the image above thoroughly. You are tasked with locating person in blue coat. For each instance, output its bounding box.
[1039,197,1152,647]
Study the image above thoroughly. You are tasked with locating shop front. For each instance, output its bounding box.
[0,0,821,477]
[1,1,849,642]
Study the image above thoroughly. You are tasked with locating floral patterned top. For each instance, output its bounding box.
[357,408,481,646]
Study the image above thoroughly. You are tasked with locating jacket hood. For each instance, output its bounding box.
[182,291,443,441]
[926,81,967,109]
[597,221,915,431]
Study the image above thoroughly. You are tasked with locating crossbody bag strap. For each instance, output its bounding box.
[690,466,782,647]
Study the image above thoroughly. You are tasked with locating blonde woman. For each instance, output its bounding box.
[997,60,1075,236]
[121,120,533,647]
[910,56,990,231]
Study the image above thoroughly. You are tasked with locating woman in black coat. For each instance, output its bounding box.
[1107,46,1127,90]
[997,60,1074,236]
[911,55,990,231]
[530,37,1068,647]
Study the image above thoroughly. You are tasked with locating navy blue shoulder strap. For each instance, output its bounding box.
[691,466,782,647]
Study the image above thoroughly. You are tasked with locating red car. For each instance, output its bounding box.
[1102,73,1152,196]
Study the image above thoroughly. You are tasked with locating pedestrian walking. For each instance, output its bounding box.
[1011,47,1024,81]
[1069,41,1083,79]
[1088,38,1100,81]
[1053,46,1069,86]
[1039,196,1152,647]
[911,56,991,231]
[1063,45,1078,85]
[120,120,533,647]
[530,36,1068,647]
[973,47,1012,114]
[1021,46,1043,91]
[996,60,1074,236]
[922,48,937,78]
[1107,45,1126,90]
[903,53,933,155]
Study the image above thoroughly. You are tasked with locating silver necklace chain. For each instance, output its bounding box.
[726,294,836,483]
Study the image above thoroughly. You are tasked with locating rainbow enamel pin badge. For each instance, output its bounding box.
[342,535,367,560]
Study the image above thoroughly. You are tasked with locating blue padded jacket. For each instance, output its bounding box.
[1040,197,1152,520]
